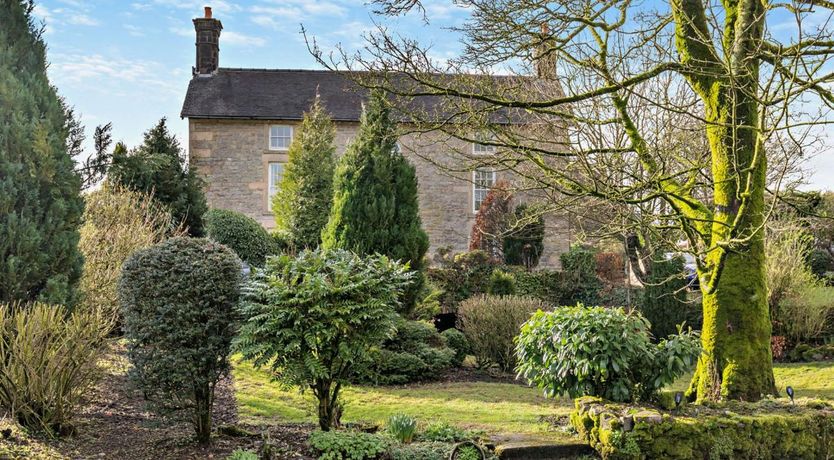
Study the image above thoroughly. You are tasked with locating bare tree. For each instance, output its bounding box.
[309,0,834,401]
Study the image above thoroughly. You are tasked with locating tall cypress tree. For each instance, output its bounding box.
[322,91,429,313]
[273,95,336,250]
[0,0,85,305]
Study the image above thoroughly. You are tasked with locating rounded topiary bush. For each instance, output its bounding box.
[440,328,470,366]
[118,237,241,444]
[204,208,276,266]
[516,306,700,402]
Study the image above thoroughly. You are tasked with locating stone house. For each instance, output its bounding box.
[180,7,571,267]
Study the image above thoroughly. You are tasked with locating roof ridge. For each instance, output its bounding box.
[218,67,340,73]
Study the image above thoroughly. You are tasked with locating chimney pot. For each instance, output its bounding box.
[204,6,212,18]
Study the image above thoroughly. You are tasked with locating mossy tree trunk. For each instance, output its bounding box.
[675,0,776,400]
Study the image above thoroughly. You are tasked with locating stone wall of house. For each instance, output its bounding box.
[188,118,571,268]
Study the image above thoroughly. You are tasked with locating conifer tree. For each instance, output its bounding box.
[0,0,85,305]
[108,119,207,236]
[322,91,429,313]
[272,95,336,250]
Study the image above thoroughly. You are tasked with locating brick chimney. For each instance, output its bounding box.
[535,23,556,79]
[193,6,222,76]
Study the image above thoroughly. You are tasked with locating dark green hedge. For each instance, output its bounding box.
[204,208,277,266]
[572,396,834,459]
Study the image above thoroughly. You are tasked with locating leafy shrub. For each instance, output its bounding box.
[205,208,277,266]
[560,245,602,305]
[457,295,544,371]
[503,203,545,268]
[308,430,390,460]
[808,248,834,279]
[420,421,472,443]
[225,449,259,460]
[640,257,702,340]
[440,329,470,366]
[780,286,834,342]
[118,237,241,444]
[356,318,456,385]
[512,269,571,305]
[78,186,182,327]
[487,270,516,296]
[428,249,498,312]
[0,303,109,436]
[236,249,410,430]
[412,280,443,321]
[387,442,452,460]
[387,414,417,444]
[516,306,700,402]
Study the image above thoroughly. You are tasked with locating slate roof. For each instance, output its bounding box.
[181,68,365,121]
[181,68,545,123]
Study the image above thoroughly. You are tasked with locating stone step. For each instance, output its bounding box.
[495,441,596,459]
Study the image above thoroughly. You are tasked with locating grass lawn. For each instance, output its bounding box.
[233,359,834,439]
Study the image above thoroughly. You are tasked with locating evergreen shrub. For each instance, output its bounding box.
[118,237,241,444]
[205,208,277,266]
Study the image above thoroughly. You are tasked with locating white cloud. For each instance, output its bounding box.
[67,14,99,26]
[125,24,145,37]
[223,31,267,47]
[50,54,182,97]
[250,0,347,29]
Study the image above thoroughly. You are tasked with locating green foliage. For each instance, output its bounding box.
[454,444,483,460]
[387,414,417,444]
[322,91,429,315]
[419,421,472,443]
[0,302,109,436]
[387,442,452,460]
[272,96,337,250]
[440,329,470,367]
[427,249,499,312]
[808,249,834,279]
[511,268,571,306]
[640,257,702,340]
[457,295,544,372]
[78,185,181,327]
[107,119,207,237]
[235,249,410,430]
[503,204,546,268]
[118,237,241,444]
[225,449,259,460]
[412,280,443,321]
[205,208,277,266]
[560,245,602,305]
[487,270,516,296]
[516,306,700,402]
[572,397,834,460]
[356,318,456,385]
[308,430,390,460]
[0,1,84,305]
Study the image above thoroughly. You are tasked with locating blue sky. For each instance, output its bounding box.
[33,0,833,190]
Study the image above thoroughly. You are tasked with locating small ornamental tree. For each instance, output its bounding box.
[516,306,700,402]
[469,181,512,261]
[118,237,241,444]
[322,91,429,314]
[0,1,84,305]
[235,249,411,431]
[108,119,207,236]
[272,96,337,250]
[205,208,277,266]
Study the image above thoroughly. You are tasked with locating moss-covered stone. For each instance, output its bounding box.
[571,397,834,459]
